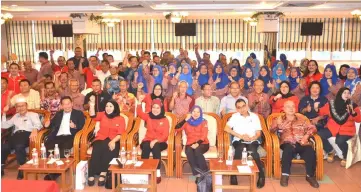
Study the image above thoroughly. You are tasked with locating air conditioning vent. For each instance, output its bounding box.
[113,4,144,9]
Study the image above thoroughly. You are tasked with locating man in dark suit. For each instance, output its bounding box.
[43,96,85,180]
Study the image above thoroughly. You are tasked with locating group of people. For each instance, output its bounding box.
[1,45,361,189]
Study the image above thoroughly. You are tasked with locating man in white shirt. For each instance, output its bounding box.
[1,97,42,179]
[224,98,265,188]
[11,79,40,109]
[195,83,220,114]
[219,82,248,116]
[90,60,111,86]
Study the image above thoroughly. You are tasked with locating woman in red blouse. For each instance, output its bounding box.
[143,83,168,112]
[88,100,126,187]
[175,106,209,183]
[269,81,300,113]
[137,96,170,183]
[303,60,323,95]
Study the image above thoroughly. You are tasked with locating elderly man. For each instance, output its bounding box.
[11,79,40,109]
[69,47,89,70]
[23,61,39,85]
[40,82,60,118]
[1,97,42,179]
[224,98,265,188]
[169,80,195,120]
[66,59,85,91]
[65,79,85,111]
[43,96,85,180]
[195,83,220,114]
[113,79,136,113]
[247,79,271,119]
[270,100,319,188]
[219,82,248,116]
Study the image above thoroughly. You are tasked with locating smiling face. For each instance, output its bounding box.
[45,83,56,97]
[200,65,207,74]
[280,83,290,95]
[276,67,283,76]
[340,66,348,77]
[230,83,240,97]
[61,98,73,113]
[119,80,127,93]
[105,102,115,115]
[308,61,317,73]
[253,80,264,94]
[153,67,160,77]
[9,64,19,76]
[347,69,356,80]
[283,101,296,115]
[260,67,267,77]
[215,65,222,74]
[151,104,161,116]
[245,68,253,78]
[341,89,351,101]
[236,100,248,116]
[191,107,201,119]
[182,65,190,74]
[202,84,212,97]
[324,68,333,79]
[310,83,321,97]
[290,68,298,78]
[230,68,238,77]
[69,80,79,93]
[169,65,176,74]
[67,60,75,70]
[179,81,188,94]
[19,81,30,93]
[153,84,162,96]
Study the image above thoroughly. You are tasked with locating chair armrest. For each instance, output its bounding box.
[79,121,96,161]
[120,112,135,151]
[270,132,280,159]
[259,115,273,158]
[127,118,141,150]
[120,133,128,150]
[223,132,230,159]
[310,133,324,180]
[74,113,92,163]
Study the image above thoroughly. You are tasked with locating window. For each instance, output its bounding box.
[311,51,331,60]
[332,51,351,60]
[278,50,306,62]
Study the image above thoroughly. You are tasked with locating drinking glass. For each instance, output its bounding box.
[48,149,54,160]
[247,151,253,161]
[64,149,71,162]
[218,150,224,163]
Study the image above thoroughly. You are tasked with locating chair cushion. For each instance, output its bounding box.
[137,145,168,157]
[182,114,217,147]
[181,146,218,159]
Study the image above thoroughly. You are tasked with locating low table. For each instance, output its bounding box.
[108,159,159,192]
[209,159,259,192]
[19,158,75,192]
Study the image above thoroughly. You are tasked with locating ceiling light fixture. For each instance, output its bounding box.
[164,11,189,23]
[102,18,120,27]
[11,4,17,7]
[243,17,258,26]
[351,9,361,20]
[1,13,13,25]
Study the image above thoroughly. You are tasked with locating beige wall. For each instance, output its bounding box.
[1,25,8,60]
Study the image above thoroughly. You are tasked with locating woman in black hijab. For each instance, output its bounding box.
[338,64,350,82]
[88,100,126,186]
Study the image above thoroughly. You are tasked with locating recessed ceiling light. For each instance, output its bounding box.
[11,4,17,7]
[105,4,110,6]
[260,1,266,5]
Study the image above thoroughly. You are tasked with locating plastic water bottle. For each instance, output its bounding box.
[120,147,126,164]
[40,143,47,159]
[32,148,39,165]
[54,144,60,160]
[241,147,248,165]
[227,146,234,162]
[132,146,137,164]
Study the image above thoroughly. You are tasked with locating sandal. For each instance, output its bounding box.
[98,175,106,186]
[88,177,95,186]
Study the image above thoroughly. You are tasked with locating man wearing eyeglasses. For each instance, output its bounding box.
[219,82,247,116]
[224,98,265,188]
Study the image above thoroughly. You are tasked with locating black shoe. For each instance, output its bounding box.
[88,177,95,186]
[17,171,23,180]
[257,177,265,188]
[280,175,289,187]
[306,176,319,188]
[98,175,106,186]
[230,175,238,185]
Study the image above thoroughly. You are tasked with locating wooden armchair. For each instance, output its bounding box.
[266,113,324,180]
[79,112,134,161]
[222,112,273,178]
[35,111,92,164]
[127,112,177,177]
[175,113,223,178]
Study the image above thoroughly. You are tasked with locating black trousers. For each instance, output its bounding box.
[280,143,316,177]
[185,144,209,175]
[88,138,120,177]
[318,128,352,159]
[140,141,167,169]
[45,135,74,158]
[233,141,265,178]
[1,131,31,165]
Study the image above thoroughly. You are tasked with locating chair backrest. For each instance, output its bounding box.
[28,109,51,125]
[181,113,218,147]
[138,112,175,144]
[120,112,134,132]
[266,112,310,130]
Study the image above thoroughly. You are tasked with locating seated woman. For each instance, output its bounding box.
[299,82,328,131]
[241,67,254,97]
[88,100,126,187]
[269,81,299,113]
[320,64,343,101]
[224,98,265,188]
[175,106,209,183]
[164,63,178,98]
[142,83,168,112]
[316,87,361,166]
[178,64,194,96]
[137,96,170,183]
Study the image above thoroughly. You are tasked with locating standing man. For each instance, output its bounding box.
[1,78,14,113]
[37,52,53,82]
[66,79,85,111]
[50,50,68,72]
[219,82,248,116]
[11,79,40,109]
[69,47,89,70]
[23,61,39,85]
[247,79,271,119]
[80,56,99,89]
[1,97,42,179]
[103,63,124,95]
[195,83,220,114]
[4,63,25,94]
[83,79,111,112]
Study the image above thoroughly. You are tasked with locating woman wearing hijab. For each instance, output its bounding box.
[298,81,328,131]
[175,106,209,183]
[344,68,361,95]
[88,100,126,186]
[164,63,179,98]
[193,64,211,99]
[152,65,165,85]
[137,96,170,183]
[303,60,323,95]
[241,67,254,97]
[288,67,306,99]
[178,64,194,96]
[135,64,153,94]
[143,83,169,113]
[338,64,350,83]
[231,59,242,76]
[258,66,273,94]
[210,62,230,100]
[250,53,260,78]
[299,58,309,75]
[280,53,290,70]
[269,81,300,113]
[228,66,241,83]
[317,87,361,167]
[272,63,288,89]
[320,64,343,101]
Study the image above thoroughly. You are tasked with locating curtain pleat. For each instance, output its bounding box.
[344,18,361,51]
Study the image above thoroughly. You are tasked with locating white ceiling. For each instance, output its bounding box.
[1,0,361,19]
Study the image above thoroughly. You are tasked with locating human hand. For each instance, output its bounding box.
[276,116,283,126]
[29,129,37,142]
[194,44,199,50]
[150,140,158,148]
[267,81,273,88]
[3,105,9,113]
[138,94,145,103]
[172,92,178,99]
[276,78,282,84]
[196,71,200,78]
[191,143,199,149]
[300,136,309,146]
[70,120,76,129]
[89,95,96,105]
[44,120,50,128]
[50,49,54,55]
[215,77,221,84]
[327,78,332,86]
[275,93,282,100]
[311,117,319,125]
[108,141,116,151]
[296,77,300,83]
[247,81,251,87]
[314,102,320,110]
[185,114,192,121]
[306,103,312,113]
